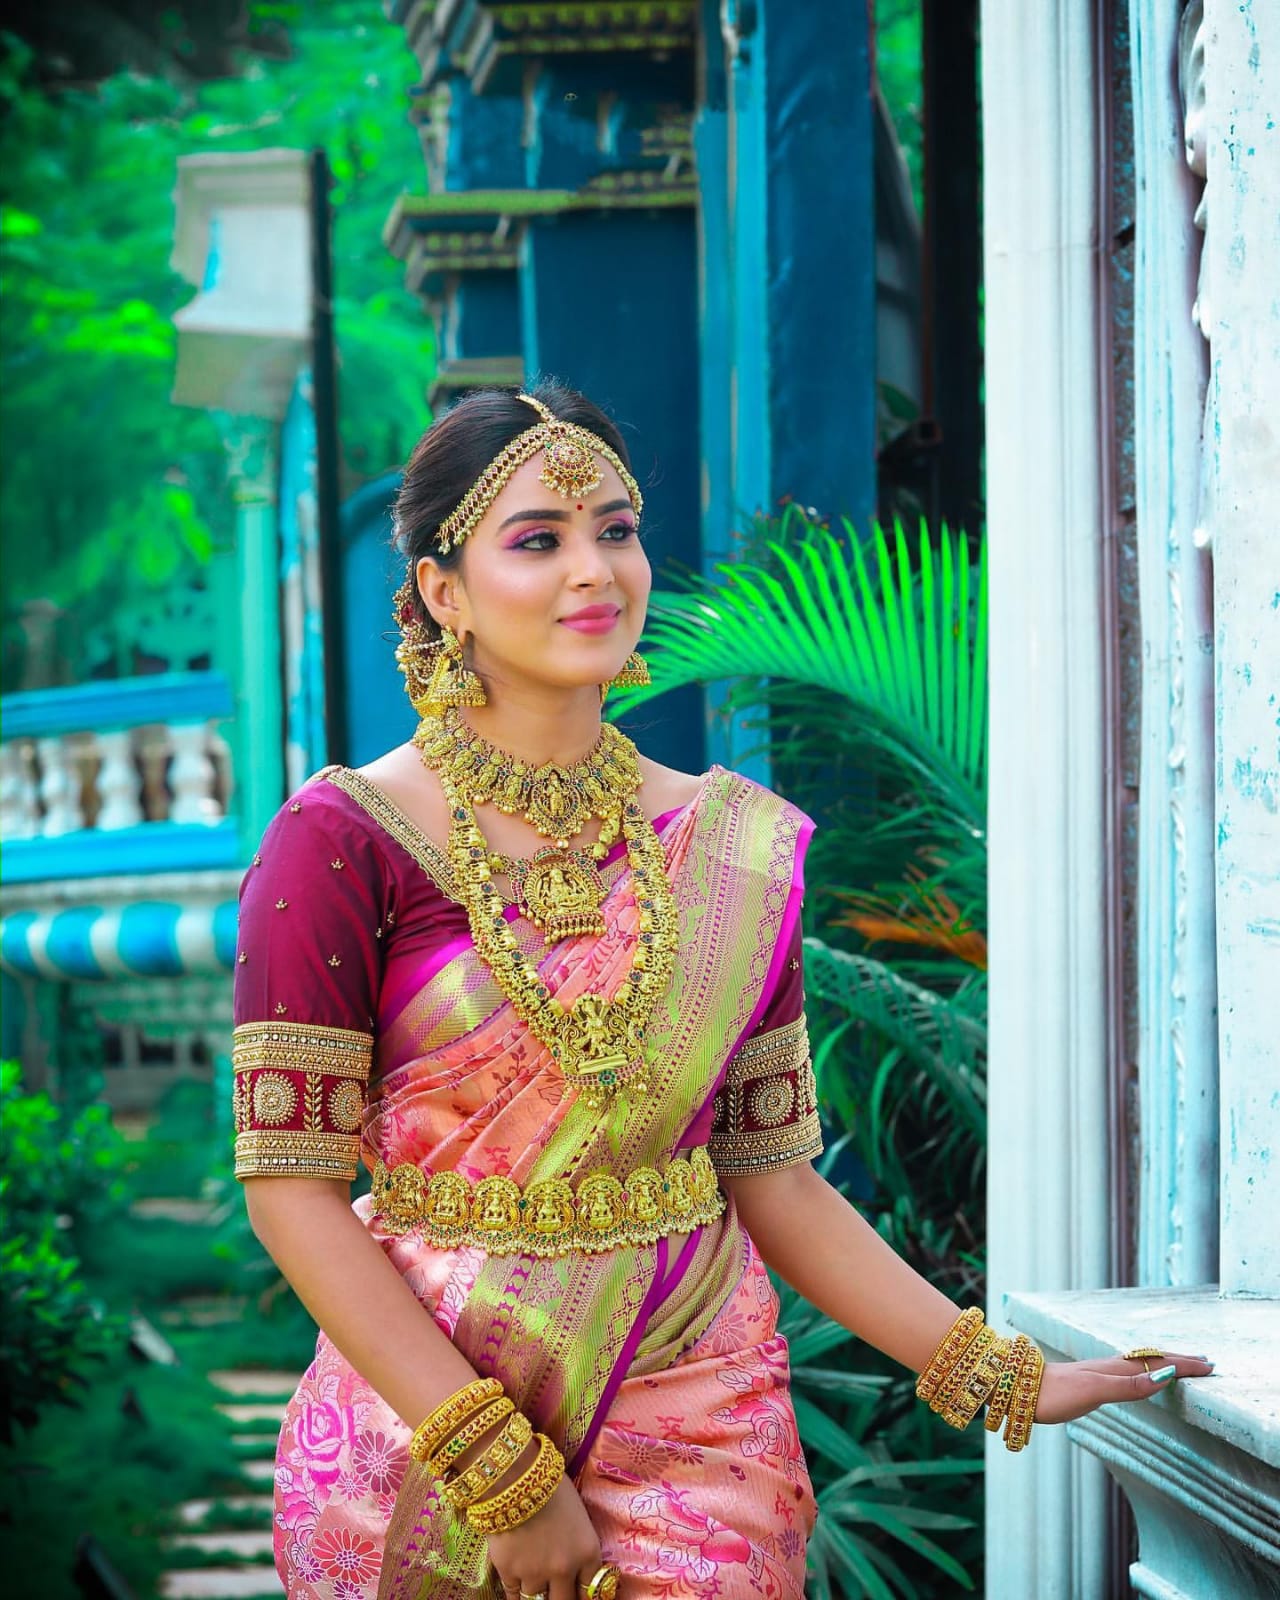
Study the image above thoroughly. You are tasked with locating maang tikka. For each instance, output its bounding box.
[393,579,486,714]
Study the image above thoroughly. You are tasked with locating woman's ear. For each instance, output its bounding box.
[416,556,462,633]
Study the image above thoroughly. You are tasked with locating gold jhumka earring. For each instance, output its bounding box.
[393,580,486,714]
[600,650,651,704]
[609,651,650,689]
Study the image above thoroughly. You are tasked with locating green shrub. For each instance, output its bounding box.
[0,1220,117,1445]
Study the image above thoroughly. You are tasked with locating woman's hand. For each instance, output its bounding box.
[487,1475,604,1600]
[1035,1349,1214,1424]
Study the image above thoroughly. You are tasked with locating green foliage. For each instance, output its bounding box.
[0,1226,117,1446]
[0,7,431,684]
[0,1062,129,1443]
[0,1060,127,1233]
[2,1337,246,1598]
[777,1164,982,1600]
[875,0,924,214]
[614,511,986,805]
[0,1069,315,1593]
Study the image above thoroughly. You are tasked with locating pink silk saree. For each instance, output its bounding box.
[255,768,817,1599]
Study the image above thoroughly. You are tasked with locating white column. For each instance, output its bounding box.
[1132,0,1220,1290]
[35,736,84,836]
[0,741,38,839]
[981,0,1112,1591]
[1204,0,1280,1296]
[94,729,145,831]
[167,722,220,824]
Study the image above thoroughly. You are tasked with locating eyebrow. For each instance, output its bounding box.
[497,498,634,531]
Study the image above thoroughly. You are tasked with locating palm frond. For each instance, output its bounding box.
[612,516,987,813]
[802,938,987,1134]
[834,872,988,969]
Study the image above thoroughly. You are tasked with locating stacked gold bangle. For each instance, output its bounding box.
[443,1412,534,1511]
[467,1432,566,1535]
[915,1309,1046,1452]
[408,1378,564,1533]
[410,1377,505,1463]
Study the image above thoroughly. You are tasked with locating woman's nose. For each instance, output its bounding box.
[568,537,614,587]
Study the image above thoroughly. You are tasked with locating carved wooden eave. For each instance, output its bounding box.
[428,355,526,408]
[386,0,695,93]
[384,172,697,298]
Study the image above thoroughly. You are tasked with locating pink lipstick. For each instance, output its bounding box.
[559,604,621,634]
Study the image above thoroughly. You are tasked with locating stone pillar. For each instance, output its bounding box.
[981,0,1113,1591]
[1203,0,1280,1297]
[170,149,312,848]
[222,420,285,849]
[1132,0,1220,1291]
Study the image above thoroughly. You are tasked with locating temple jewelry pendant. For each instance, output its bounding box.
[555,994,649,1109]
[514,847,606,939]
[524,764,591,839]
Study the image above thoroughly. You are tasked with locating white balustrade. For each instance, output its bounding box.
[167,721,221,824]
[0,739,39,839]
[35,735,84,836]
[94,729,145,831]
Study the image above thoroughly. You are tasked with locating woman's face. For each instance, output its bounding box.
[417,452,650,696]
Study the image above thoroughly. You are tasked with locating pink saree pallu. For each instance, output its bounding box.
[246,770,821,1599]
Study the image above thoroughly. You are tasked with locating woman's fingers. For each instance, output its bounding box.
[1079,1351,1213,1379]
[1034,1354,1215,1425]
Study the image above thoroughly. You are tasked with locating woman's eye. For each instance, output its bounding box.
[515,530,558,550]
[601,522,638,542]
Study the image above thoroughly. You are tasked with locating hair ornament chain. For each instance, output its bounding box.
[433,393,643,554]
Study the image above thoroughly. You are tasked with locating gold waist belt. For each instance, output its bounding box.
[369,1145,724,1257]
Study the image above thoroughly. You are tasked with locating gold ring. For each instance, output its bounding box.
[1122,1345,1164,1374]
[582,1566,622,1600]
[519,1591,547,1600]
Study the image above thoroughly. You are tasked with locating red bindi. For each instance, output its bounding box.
[577,503,584,511]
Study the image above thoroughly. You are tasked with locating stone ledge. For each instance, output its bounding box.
[1003,1284,1280,1468]
[1004,1284,1280,1597]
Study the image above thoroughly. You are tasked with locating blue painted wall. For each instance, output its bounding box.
[341,471,413,767]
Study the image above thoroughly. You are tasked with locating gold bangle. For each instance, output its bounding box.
[984,1333,1032,1432]
[427,1396,514,1476]
[443,1412,534,1511]
[466,1432,564,1535]
[409,1377,505,1464]
[1003,1343,1046,1452]
[931,1324,997,1420]
[915,1307,984,1403]
[942,1334,1014,1430]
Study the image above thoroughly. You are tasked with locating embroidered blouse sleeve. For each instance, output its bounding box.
[708,917,823,1177]
[232,784,389,1183]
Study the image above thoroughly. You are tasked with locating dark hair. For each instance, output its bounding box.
[393,380,635,634]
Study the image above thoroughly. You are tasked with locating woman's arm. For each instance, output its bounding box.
[725,1161,1215,1423]
[244,1177,482,1422]
[723,1162,957,1372]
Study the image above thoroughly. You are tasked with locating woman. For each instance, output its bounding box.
[234,384,1211,1600]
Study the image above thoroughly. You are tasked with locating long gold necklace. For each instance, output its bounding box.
[414,708,640,938]
[422,722,680,1110]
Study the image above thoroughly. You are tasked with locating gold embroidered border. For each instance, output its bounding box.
[722,1014,809,1081]
[232,1019,373,1081]
[710,1014,823,1175]
[234,1128,361,1181]
[322,766,462,900]
[709,1109,824,1176]
[369,1146,725,1257]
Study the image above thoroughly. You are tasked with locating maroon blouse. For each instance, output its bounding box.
[232,768,820,1183]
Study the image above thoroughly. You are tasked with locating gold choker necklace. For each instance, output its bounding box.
[414,707,641,844]
[417,712,679,1110]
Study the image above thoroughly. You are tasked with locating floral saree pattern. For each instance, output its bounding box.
[233,765,820,1599]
